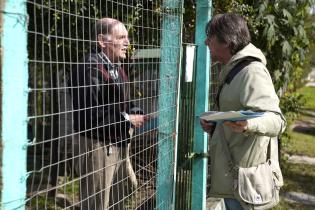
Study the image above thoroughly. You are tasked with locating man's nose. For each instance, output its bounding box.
[124,38,130,45]
[204,37,209,45]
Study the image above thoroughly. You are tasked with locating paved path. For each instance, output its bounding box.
[206,197,225,210]
[282,192,315,206]
[306,67,315,87]
[302,109,315,117]
[286,154,315,165]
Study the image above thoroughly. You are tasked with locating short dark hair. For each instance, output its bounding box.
[205,13,251,55]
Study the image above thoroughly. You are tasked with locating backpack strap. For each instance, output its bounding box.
[215,57,261,109]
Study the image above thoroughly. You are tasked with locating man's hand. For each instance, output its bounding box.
[223,120,248,133]
[200,119,215,134]
[129,114,149,128]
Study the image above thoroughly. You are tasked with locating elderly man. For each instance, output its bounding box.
[70,18,148,210]
[200,13,286,210]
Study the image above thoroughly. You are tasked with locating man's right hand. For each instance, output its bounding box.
[200,119,215,134]
[129,114,149,128]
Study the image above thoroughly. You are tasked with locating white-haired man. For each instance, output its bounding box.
[71,18,148,210]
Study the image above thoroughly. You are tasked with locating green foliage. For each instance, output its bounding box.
[280,92,305,123]
[27,0,167,142]
[278,92,305,147]
[286,127,315,157]
[211,0,314,151]
[228,1,313,91]
[303,14,315,80]
[27,0,163,65]
[211,0,314,90]
[279,86,315,154]
[25,1,170,204]
[27,195,63,210]
[183,1,196,43]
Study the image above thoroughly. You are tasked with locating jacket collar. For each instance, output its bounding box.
[98,52,121,81]
[219,43,266,84]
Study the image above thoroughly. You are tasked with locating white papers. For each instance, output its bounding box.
[200,111,264,122]
[185,45,195,82]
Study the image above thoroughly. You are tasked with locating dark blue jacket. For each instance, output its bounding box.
[70,52,142,145]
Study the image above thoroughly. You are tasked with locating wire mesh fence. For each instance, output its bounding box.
[174,44,196,210]
[206,63,220,198]
[173,45,220,210]
[209,64,220,111]
[25,0,183,209]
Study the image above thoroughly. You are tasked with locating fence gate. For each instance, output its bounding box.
[1,0,185,209]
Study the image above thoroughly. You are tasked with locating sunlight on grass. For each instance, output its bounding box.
[272,198,315,210]
[297,86,315,110]
[271,163,315,210]
[27,195,63,210]
[275,98,315,210]
[285,130,315,158]
[282,162,315,195]
[26,177,80,210]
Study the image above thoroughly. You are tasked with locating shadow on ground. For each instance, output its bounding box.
[292,118,315,136]
[282,162,315,196]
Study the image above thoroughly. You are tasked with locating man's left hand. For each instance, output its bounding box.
[223,120,248,133]
[129,114,149,128]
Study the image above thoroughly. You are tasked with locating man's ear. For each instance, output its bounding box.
[222,42,229,49]
[97,34,110,49]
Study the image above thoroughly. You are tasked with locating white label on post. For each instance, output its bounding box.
[185,45,195,82]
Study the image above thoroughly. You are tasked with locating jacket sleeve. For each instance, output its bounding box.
[118,68,144,115]
[126,101,144,115]
[239,64,286,137]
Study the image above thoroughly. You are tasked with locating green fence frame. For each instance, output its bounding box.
[175,43,197,210]
[191,1,212,210]
[157,0,184,209]
[1,0,28,209]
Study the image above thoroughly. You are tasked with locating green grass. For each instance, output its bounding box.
[285,119,315,158]
[281,162,315,196]
[26,176,80,210]
[58,178,79,196]
[273,106,315,209]
[297,86,315,110]
[271,162,315,210]
[272,198,315,210]
[27,195,63,210]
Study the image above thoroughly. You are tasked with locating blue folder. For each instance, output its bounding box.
[200,110,264,122]
[135,117,158,134]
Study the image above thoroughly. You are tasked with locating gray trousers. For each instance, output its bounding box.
[73,136,128,210]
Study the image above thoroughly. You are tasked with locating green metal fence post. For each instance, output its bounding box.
[157,0,182,209]
[1,0,28,209]
[191,1,211,209]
